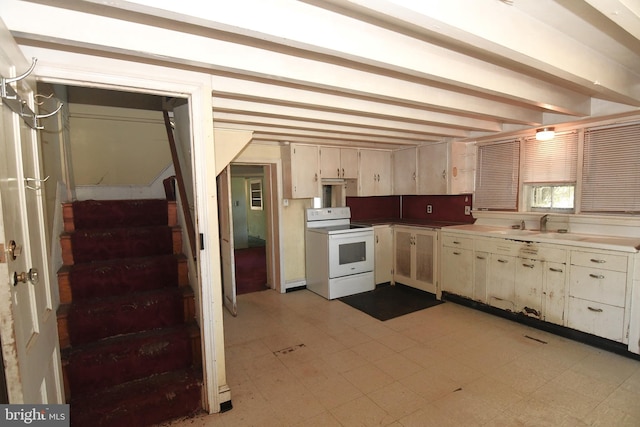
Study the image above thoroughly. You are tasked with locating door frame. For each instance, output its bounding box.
[20,46,228,412]
[230,161,284,293]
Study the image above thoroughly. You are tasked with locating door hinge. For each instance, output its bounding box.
[199,233,205,250]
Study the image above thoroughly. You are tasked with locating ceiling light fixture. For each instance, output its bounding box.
[535,127,555,141]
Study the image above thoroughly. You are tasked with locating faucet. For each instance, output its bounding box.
[540,214,550,232]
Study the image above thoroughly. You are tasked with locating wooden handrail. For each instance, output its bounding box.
[163,110,197,259]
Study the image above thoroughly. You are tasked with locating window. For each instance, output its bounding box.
[249,179,263,210]
[581,122,640,214]
[528,184,575,210]
[522,132,578,212]
[474,139,520,210]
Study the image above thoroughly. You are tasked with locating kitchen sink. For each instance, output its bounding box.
[537,232,585,241]
[487,229,539,236]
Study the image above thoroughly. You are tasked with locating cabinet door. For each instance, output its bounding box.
[414,230,436,293]
[319,146,340,179]
[515,258,543,319]
[488,254,516,311]
[374,225,393,284]
[290,144,319,198]
[394,229,413,282]
[543,262,566,325]
[473,251,489,303]
[417,143,448,194]
[360,149,392,196]
[393,147,417,195]
[441,246,473,298]
[340,148,358,179]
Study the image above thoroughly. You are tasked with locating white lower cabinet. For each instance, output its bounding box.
[543,261,567,325]
[374,225,393,285]
[393,226,438,294]
[441,233,473,298]
[440,229,635,345]
[515,257,543,319]
[473,251,489,303]
[567,249,630,342]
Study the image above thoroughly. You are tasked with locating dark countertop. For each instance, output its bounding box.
[352,218,470,229]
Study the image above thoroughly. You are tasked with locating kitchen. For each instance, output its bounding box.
[1,1,640,425]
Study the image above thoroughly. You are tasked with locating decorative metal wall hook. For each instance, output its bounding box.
[33,103,63,129]
[1,57,63,130]
[0,58,37,99]
[34,93,54,106]
[24,176,50,191]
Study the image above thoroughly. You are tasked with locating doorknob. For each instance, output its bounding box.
[13,268,39,286]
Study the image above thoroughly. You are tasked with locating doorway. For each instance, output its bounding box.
[231,165,268,295]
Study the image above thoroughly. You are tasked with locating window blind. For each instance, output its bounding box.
[581,122,640,213]
[474,139,520,210]
[522,132,577,183]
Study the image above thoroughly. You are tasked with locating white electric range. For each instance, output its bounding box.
[304,207,374,299]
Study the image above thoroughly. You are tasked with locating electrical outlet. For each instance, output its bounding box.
[427,204,433,214]
[464,205,471,215]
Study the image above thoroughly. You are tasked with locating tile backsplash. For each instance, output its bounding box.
[347,194,474,223]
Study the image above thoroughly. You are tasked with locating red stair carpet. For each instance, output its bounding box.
[57,199,202,427]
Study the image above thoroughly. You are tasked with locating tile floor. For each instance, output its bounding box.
[166,289,640,426]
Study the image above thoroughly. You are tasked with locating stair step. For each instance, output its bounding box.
[58,287,195,347]
[63,323,200,396]
[70,368,202,427]
[63,199,174,232]
[61,225,182,264]
[57,254,188,304]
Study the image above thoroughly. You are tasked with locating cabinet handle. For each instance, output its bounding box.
[587,306,603,313]
[452,241,461,245]
[476,256,486,260]
[497,259,508,263]
[453,251,461,255]
[314,173,318,182]
[589,273,605,279]
[337,168,341,177]
[522,263,535,268]
[549,267,563,273]
[376,235,379,244]
[412,172,416,181]
[590,258,606,263]
[342,168,345,177]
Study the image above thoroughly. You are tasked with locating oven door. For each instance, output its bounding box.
[328,231,374,278]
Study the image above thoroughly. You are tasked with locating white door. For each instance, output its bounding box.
[217,166,237,316]
[0,22,63,403]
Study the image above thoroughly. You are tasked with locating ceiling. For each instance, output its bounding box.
[3,0,640,149]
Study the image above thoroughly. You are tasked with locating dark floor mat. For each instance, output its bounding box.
[339,284,444,321]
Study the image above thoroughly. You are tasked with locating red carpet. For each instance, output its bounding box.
[234,245,268,294]
[58,199,202,427]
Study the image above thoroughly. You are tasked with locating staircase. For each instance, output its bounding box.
[57,199,202,427]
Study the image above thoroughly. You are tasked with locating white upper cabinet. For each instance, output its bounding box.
[417,142,448,195]
[358,149,392,196]
[282,143,320,198]
[319,146,358,179]
[392,147,417,195]
[392,142,474,195]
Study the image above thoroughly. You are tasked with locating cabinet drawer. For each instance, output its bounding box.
[571,250,628,272]
[441,233,473,249]
[482,239,519,256]
[567,297,625,342]
[569,265,626,307]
